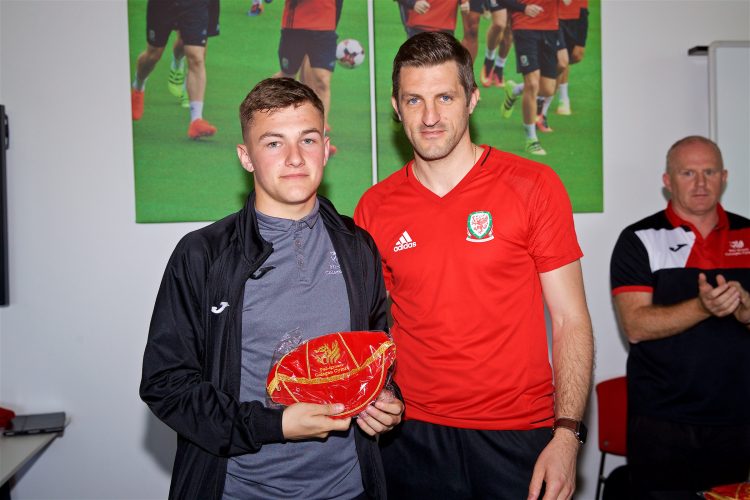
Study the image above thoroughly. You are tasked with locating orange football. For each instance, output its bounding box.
[266,331,396,418]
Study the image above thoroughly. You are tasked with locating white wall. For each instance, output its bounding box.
[0,0,748,498]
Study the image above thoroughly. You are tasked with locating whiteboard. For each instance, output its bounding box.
[709,41,750,217]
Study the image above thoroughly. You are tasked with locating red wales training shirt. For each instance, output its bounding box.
[354,146,582,430]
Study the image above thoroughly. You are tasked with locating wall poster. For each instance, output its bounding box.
[128,0,602,223]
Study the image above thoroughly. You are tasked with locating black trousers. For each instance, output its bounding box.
[380,419,551,500]
[628,415,750,500]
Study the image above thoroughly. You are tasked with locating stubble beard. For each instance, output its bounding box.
[411,121,470,163]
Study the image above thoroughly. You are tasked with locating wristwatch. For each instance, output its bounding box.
[552,418,587,445]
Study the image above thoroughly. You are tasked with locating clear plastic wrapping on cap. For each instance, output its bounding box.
[266,330,396,419]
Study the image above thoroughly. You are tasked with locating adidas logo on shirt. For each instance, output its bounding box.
[393,231,417,252]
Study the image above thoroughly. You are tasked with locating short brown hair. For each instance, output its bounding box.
[666,135,724,172]
[239,78,324,140]
[391,32,477,104]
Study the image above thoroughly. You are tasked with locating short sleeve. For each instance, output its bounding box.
[610,228,654,295]
[527,168,583,273]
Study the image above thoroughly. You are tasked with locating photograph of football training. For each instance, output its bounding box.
[129,0,602,222]
[373,0,602,213]
[128,0,373,222]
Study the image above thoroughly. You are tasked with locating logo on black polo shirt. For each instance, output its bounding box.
[727,239,750,256]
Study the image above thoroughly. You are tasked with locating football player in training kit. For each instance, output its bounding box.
[166,0,220,109]
[502,0,571,156]
[131,0,217,139]
[463,0,543,89]
[481,0,545,88]
[274,0,342,155]
[555,0,589,115]
[397,0,460,38]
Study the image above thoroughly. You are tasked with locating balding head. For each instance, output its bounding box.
[666,136,723,174]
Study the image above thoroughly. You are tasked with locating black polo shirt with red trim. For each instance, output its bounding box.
[610,202,750,425]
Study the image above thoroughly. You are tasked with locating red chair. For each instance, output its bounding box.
[595,376,628,500]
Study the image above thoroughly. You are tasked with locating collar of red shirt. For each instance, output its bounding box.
[665,201,729,238]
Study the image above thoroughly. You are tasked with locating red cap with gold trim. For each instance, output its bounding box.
[266,331,396,418]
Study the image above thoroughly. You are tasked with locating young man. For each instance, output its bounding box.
[140,78,403,499]
[354,32,593,499]
[611,136,750,499]
[131,0,217,139]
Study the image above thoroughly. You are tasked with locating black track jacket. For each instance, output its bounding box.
[140,193,390,499]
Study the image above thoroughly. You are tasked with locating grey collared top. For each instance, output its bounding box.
[223,200,363,500]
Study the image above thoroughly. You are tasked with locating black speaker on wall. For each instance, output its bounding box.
[0,105,8,305]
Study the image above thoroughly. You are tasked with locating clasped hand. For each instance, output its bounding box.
[698,273,750,323]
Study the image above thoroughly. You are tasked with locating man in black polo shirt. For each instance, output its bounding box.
[610,136,750,499]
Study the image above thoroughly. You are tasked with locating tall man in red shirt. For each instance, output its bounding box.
[354,32,593,499]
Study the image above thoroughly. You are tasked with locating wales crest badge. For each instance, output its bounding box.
[466,211,494,242]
